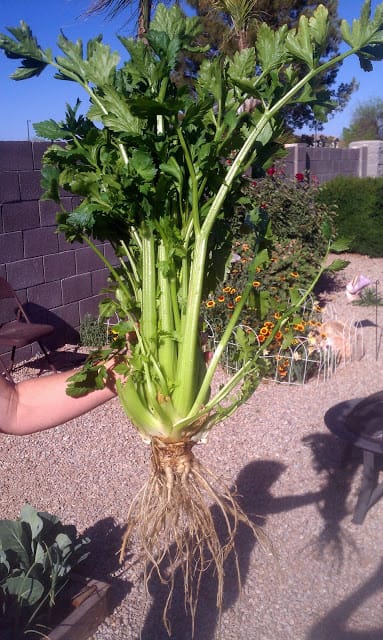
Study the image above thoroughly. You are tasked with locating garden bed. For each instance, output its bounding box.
[47,575,110,640]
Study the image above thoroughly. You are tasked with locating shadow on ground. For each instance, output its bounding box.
[138,455,351,640]
[306,559,383,640]
[81,517,133,612]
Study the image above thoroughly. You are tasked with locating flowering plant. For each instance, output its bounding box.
[203,232,324,381]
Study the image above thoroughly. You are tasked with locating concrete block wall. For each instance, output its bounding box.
[349,140,383,178]
[283,143,361,182]
[283,140,383,182]
[0,141,117,365]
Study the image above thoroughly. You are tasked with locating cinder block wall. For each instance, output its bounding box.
[283,144,361,182]
[283,141,383,181]
[0,141,117,365]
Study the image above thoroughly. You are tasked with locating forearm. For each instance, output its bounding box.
[0,370,117,436]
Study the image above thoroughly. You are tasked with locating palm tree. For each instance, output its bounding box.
[85,0,178,39]
[211,0,257,50]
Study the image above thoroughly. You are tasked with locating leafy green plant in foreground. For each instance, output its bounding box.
[0,505,90,639]
[1,2,383,633]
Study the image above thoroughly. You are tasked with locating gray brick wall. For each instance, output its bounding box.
[283,141,383,182]
[0,141,117,365]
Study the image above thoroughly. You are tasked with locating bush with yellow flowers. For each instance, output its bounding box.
[202,170,333,381]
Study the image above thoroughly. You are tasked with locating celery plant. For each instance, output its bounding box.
[2,1,383,632]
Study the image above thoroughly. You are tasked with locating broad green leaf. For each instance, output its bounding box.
[20,505,43,541]
[253,290,270,320]
[196,58,223,103]
[86,40,120,85]
[256,23,288,72]
[0,521,31,567]
[94,90,144,133]
[40,165,61,202]
[340,18,353,47]
[326,258,350,272]
[286,15,314,67]
[308,5,329,51]
[150,3,201,41]
[0,21,49,79]
[228,47,256,81]
[330,237,351,252]
[147,30,181,70]
[0,549,10,579]
[33,119,65,140]
[34,541,46,566]
[55,34,88,83]
[66,206,96,231]
[131,149,157,182]
[55,533,73,557]
[10,61,46,80]
[288,287,302,307]
[160,157,183,184]
[321,219,333,241]
[6,575,44,605]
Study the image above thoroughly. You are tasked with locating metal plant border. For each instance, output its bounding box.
[203,288,364,386]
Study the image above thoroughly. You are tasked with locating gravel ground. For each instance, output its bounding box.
[2,253,383,640]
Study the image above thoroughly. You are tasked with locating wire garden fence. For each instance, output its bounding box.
[203,294,364,386]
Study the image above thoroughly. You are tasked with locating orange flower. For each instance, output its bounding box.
[293,323,305,332]
[230,287,237,294]
[227,303,234,309]
[223,286,231,293]
[275,331,283,340]
[260,326,269,336]
[217,295,225,303]
[258,334,265,343]
[264,321,274,328]
[206,300,215,308]
[235,295,242,303]
[274,312,281,320]
[290,271,299,278]
[252,281,261,288]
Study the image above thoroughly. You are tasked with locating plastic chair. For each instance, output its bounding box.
[0,277,57,376]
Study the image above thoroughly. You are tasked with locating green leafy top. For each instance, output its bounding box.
[1,2,383,442]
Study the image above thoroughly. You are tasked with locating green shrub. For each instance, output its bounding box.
[248,169,336,260]
[0,505,90,639]
[318,176,383,257]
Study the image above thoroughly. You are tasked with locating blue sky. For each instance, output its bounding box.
[0,0,382,140]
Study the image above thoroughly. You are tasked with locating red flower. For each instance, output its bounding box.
[266,167,276,176]
[295,172,305,182]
